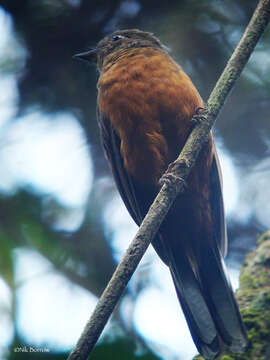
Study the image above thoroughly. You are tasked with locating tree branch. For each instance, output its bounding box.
[67,1,270,359]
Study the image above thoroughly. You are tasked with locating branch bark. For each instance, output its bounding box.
[68,1,270,359]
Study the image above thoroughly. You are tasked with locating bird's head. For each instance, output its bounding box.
[74,29,168,72]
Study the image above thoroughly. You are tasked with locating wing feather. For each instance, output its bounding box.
[210,146,228,258]
[97,109,143,225]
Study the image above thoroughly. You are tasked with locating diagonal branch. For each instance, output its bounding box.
[68,1,270,359]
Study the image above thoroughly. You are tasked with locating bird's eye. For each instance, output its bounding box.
[111,35,125,42]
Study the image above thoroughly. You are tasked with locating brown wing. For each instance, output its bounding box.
[97,109,144,226]
[210,145,228,258]
[98,107,227,258]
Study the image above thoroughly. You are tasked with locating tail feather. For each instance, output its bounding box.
[199,243,247,352]
[166,239,247,359]
[168,249,221,359]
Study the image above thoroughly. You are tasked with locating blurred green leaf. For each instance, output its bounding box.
[91,338,161,360]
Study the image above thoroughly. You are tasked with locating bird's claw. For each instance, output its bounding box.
[159,172,187,188]
[159,159,189,187]
[191,106,207,125]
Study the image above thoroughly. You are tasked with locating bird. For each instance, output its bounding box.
[74,29,247,359]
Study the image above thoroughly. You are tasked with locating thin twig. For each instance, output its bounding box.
[68,1,270,359]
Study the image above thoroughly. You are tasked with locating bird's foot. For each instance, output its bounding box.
[159,173,187,188]
[191,106,207,125]
[159,160,188,188]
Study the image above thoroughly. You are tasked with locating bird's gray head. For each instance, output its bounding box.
[74,29,168,71]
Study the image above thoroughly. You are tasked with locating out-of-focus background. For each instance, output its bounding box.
[0,1,269,359]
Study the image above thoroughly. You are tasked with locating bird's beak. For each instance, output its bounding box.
[73,48,98,63]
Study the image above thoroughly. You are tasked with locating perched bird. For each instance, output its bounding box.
[75,29,247,359]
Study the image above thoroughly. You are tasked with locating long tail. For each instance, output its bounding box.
[198,242,247,352]
[167,243,247,359]
[168,249,220,359]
